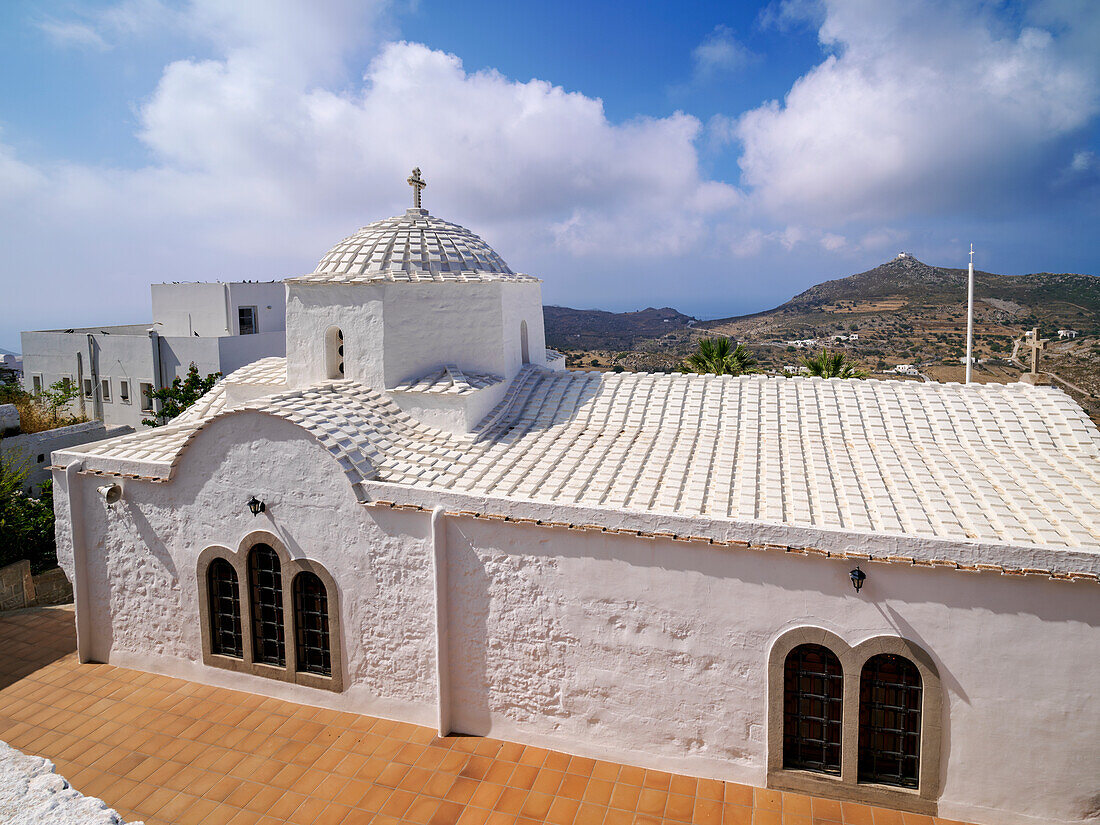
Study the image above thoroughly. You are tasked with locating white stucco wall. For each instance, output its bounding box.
[285,281,547,394]
[1,420,112,494]
[285,284,386,389]
[54,412,1100,825]
[151,282,284,338]
[21,323,283,430]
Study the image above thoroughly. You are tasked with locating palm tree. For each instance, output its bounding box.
[685,338,758,375]
[800,347,868,379]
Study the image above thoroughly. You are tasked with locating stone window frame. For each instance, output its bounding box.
[767,627,943,816]
[197,531,343,692]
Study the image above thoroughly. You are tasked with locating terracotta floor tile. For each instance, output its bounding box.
[380,787,417,817]
[268,790,308,820]
[871,809,904,825]
[607,782,641,811]
[692,796,723,825]
[723,803,754,825]
[665,792,695,821]
[841,802,875,825]
[429,800,464,825]
[636,787,668,817]
[696,778,726,801]
[521,791,555,818]
[546,795,581,825]
[812,797,844,822]
[582,778,614,806]
[726,783,752,809]
[469,781,505,810]
[0,608,979,825]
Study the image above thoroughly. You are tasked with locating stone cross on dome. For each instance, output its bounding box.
[407,167,426,209]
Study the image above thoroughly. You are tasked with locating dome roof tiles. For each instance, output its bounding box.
[289,208,539,285]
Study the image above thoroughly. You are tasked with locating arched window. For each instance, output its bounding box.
[248,544,285,667]
[325,326,344,379]
[294,572,332,676]
[520,320,530,365]
[784,644,843,774]
[207,559,242,659]
[859,654,922,787]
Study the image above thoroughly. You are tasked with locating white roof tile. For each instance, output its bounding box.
[63,368,1100,553]
[287,209,538,285]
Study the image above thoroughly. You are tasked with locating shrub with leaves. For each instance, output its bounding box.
[800,347,868,379]
[143,363,221,427]
[0,378,83,434]
[684,337,758,375]
[0,450,57,573]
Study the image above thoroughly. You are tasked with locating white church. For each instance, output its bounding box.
[53,172,1100,825]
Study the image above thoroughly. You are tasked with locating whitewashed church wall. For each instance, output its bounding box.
[380,283,508,387]
[442,517,1100,825]
[499,283,546,372]
[56,414,440,724]
[55,418,1100,825]
[285,284,386,389]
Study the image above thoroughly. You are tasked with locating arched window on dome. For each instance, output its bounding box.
[325,326,344,380]
[520,320,529,365]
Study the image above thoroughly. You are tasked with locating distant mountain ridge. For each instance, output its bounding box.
[782,253,1099,310]
[543,305,695,350]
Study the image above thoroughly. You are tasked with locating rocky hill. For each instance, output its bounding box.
[543,254,1100,423]
[774,253,1100,319]
[543,305,695,351]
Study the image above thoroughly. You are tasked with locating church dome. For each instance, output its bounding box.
[291,207,537,285]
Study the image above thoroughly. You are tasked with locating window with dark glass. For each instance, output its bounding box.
[207,559,243,659]
[294,572,332,676]
[859,654,922,788]
[238,306,257,335]
[784,644,844,774]
[248,544,285,666]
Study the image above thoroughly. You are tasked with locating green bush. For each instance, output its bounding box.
[0,450,57,573]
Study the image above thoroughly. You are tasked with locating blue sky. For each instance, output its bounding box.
[1,0,1098,350]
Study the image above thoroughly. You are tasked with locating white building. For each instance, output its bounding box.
[1058,329,1078,339]
[21,282,285,429]
[52,189,1100,825]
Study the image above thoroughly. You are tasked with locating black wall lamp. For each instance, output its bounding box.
[850,566,866,593]
[247,496,266,516]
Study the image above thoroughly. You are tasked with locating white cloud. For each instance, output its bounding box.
[0,1,741,343]
[733,0,1100,223]
[692,26,756,79]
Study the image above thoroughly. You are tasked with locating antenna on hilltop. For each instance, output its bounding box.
[965,243,975,384]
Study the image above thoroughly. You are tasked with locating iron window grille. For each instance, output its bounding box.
[249,545,286,667]
[859,654,922,788]
[784,644,844,774]
[294,572,332,676]
[207,559,243,659]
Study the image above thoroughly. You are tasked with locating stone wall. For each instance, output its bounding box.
[0,562,34,612]
[0,562,73,612]
[0,420,124,495]
[32,568,74,607]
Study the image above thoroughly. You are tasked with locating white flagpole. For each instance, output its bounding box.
[965,244,975,384]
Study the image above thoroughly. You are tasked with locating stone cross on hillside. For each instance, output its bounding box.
[407,167,426,209]
[1025,327,1049,375]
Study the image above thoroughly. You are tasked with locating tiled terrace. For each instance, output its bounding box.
[0,606,973,825]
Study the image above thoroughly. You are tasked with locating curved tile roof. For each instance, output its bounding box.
[60,368,1100,554]
[289,209,538,285]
